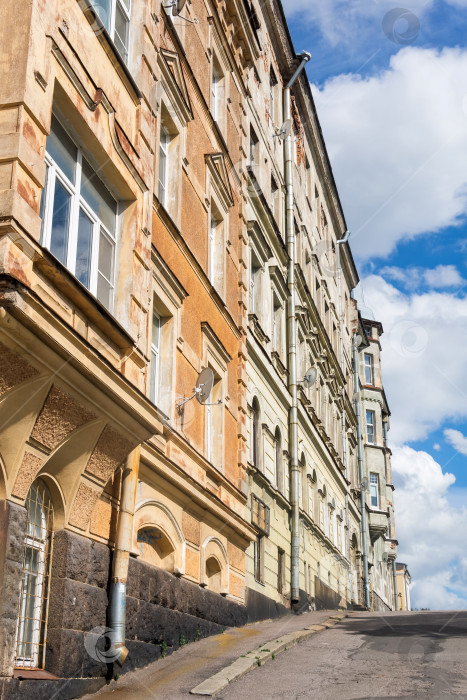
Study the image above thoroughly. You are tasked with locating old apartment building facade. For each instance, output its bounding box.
[358,318,398,611]
[0,0,399,694]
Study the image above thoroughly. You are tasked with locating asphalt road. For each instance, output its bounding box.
[218,611,467,700]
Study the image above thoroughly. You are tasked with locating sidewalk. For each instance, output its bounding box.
[83,610,340,699]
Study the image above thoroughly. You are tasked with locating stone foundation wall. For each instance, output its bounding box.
[314,576,343,610]
[245,587,290,623]
[372,590,391,612]
[124,557,248,670]
[0,528,247,698]
[0,501,27,677]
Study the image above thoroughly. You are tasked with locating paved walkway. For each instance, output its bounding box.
[84,610,338,699]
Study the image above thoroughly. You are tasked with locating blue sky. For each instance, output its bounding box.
[286,0,467,609]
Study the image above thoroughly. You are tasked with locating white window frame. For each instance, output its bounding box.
[211,58,222,122]
[364,353,374,385]
[150,310,160,404]
[366,409,376,444]
[91,0,131,64]
[370,472,379,509]
[41,117,117,311]
[158,126,169,207]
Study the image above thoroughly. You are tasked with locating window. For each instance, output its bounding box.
[250,254,262,319]
[254,535,264,583]
[209,202,225,295]
[364,353,374,385]
[15,480,53,669]
[41,115,117,310]
[150,310,160,403]
[206,370,223,467]
[370,473,379,508]
[305,156,312,205]
[158,126,169,207]
[249,126,259,167]
[272,296,283,358]
[324,499,329,537]
[277,548,285,593]
[157,107,180,219]
[269,68,278,124]
[211,55,224,124]
[251,397,260,468]
[271,176,279,221]
[90,0,131,63]
[251,494,270,535]
[274,427,283,492]
[366,410,376,444]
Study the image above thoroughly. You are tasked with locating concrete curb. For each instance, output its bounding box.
[190,612,349,696]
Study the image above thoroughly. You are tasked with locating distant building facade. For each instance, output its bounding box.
[357,318,398,611]
[396,563,412,611]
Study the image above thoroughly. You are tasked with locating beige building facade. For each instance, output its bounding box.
[0,0,399,693]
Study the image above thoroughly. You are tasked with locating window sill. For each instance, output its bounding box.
[34,248,136,353]
[13,669,59,680]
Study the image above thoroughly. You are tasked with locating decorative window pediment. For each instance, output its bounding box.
[248,220,272,265]
[269,265,288,303]
[158,49,193,123]
[205,153,234,210]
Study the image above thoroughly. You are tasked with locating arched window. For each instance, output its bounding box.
[15,479,54,669]
[299,453,308,512]
[274,427,282,491]
[205,556,222,593]
[137,526,175,571]
[251,397,260,469]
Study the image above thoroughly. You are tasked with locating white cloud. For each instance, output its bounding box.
[381,264,465,291]
[357,275,467,444]
[311,47,467,259]
[444,428,467,456]
[424,265,465,289]
[393,445,467,609]
[433,443,441,451]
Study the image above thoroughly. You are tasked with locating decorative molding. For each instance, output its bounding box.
[151,246,188,308]
[205,153,234,209]
[158,48,194,123]
[201,321,232,364]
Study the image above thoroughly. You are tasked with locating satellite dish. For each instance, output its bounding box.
[172,0,186,15]
[196,367,214,404]
[303,366,317,389]
[353,334,363,347]
[276,119,292,141]
[360,478,368,491]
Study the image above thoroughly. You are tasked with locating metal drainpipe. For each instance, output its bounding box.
[108,445,141,665]
[352,337,371,609]
[336,233,351,603]
[284,50,311,605]
[336,231,350,480]
[392,559,398,611]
